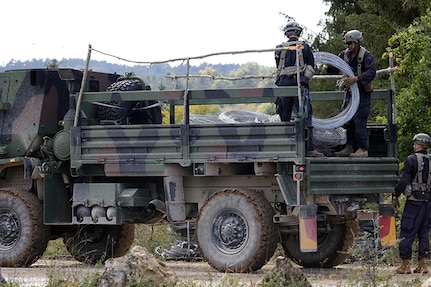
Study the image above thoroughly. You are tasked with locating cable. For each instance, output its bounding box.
[192,52,358,134]
[312,52,359,130]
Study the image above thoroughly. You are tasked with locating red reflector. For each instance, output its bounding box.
[294,173,302,180]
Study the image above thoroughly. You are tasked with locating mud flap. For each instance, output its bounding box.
[299,205,317,252]
[379,204,397,247]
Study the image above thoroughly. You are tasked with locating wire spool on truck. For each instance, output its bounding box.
[0,52,399,272]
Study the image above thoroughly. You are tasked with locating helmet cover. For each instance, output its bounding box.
[343,30,363,43]
[413,133,431,148]
[283,21,303,37]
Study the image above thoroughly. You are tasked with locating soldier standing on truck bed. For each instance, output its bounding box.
[392,133,431,274]
[274,21,324,158]
[329,29,376,158]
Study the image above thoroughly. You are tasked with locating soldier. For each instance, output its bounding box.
[274,21,324,158]
[392,133,431,274]
[330,29,377,157]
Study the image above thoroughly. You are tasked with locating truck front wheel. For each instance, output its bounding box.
[0,188,50,267]
[196,188,278,272]
[63,223,135,264]
[282,220,359,268]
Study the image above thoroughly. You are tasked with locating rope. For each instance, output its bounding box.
[91,46,293,66]
[90,101,164,110]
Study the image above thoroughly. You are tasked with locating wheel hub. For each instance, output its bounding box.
[213,211,247,253]
[0,209,21,250]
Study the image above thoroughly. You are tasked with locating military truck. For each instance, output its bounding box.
[0,60,398,272]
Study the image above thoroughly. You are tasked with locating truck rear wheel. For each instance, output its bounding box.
[282,220,359,268]
[0,188,50,267]
[63,223,135,264]
[196,188,278,272]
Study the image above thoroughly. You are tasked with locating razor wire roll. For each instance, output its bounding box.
[189,52,358,136]
[215,52,359,131]
[312,52,360,130]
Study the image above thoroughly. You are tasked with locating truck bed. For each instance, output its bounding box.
[71,121,301,175]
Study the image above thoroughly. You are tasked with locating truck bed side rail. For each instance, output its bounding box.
[70,121,302,176]
[307,157,399,195]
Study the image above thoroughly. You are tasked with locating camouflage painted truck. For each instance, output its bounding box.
[0,65,399,272]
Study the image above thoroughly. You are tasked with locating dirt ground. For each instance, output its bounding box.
[1,259,430,287]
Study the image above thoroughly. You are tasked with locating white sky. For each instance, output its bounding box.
[2,0,329,67]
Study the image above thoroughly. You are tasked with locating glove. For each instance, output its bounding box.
[392,197,400,210]
[343,76,357,87]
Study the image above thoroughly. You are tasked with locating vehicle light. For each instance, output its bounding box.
[293,165,305,181]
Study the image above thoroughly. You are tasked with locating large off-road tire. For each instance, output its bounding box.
[282,220,359,268]
[196,188,278,273]
[97,79,162,124]
[0,188,50,267]
[63,223,135,264]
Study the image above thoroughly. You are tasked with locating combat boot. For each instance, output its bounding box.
[413,257,429,274]
[333,144,353,157]
[306,150,325,158]
[395,259,411,274]
[349,148,368,158]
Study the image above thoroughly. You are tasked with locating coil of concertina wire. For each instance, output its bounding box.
[191,52,357,134]
[312,51,359,130]
[216,52,359,131]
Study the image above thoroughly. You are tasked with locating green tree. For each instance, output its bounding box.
[316,0,428,69]
[388,8,431,159]
[46,58,60,69]
[308,0,431,159]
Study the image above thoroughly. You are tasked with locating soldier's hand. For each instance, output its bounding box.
[343,76,357,87]
[392,197,400,210]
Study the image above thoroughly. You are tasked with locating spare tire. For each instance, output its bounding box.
[97,79,162,125]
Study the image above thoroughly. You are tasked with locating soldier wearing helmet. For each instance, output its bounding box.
[274,21,324,158]
[392,133,431,274]
[283,21,303,38]
[330,29,377,158]
[343,29,363,45]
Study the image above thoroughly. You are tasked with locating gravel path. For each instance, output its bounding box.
[1,259,429,286]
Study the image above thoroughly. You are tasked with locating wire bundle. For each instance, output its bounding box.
[312,52,359,130]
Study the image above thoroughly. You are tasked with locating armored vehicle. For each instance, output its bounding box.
[0,58,398,272]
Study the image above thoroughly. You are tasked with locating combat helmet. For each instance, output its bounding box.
[283,21,303,37]
[343,30,363,44]
[413,133,431,148]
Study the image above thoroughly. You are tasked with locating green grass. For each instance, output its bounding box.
[36,222,430,287]
[42,223,179,260]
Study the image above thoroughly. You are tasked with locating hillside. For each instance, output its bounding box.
[0,58,273,90]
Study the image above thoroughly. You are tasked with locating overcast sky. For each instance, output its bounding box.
[2,0,329,67]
